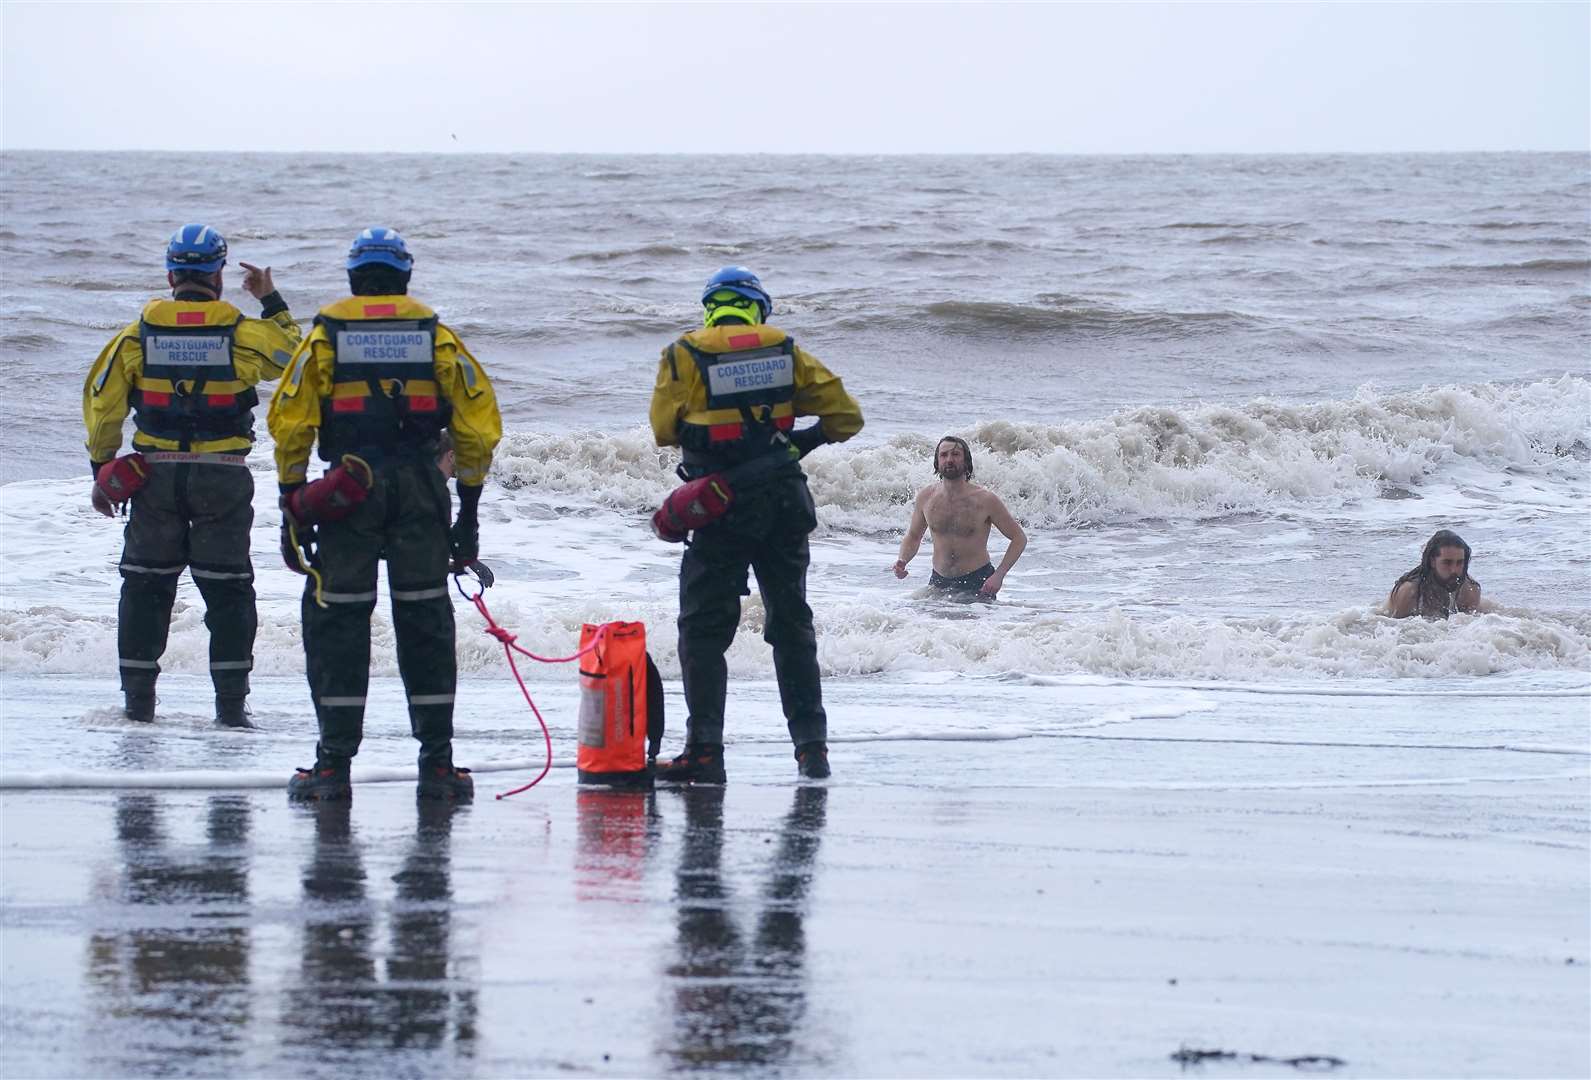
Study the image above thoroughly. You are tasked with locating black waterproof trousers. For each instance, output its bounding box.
[677,471,827,748]
[118,460,256,700]
[301,459,456,767]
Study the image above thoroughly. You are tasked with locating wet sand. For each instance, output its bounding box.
[2,675,1587,1077]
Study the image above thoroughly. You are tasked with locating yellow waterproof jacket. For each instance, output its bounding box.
[269,295,501,486]
[83,298,301,462]
[649,324,863,452]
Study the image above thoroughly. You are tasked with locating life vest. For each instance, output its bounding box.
[314,296,451,460]
[577,621,665,787]
[676,325,797,462]
[132,300,253,449]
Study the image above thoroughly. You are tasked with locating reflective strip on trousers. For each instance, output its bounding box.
[209,660,253,671]
[391,585,449,601]
[122,564,185,575]
[407,693,455,705]
[143,452,249,467]
[191,568,254,581]
[119,658,159,669]
[320,590,378,604]
[319,695,367,707]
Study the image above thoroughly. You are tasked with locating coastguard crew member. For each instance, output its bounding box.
[269,228,502,803]
[83,224,301,727]
[1388,529,1483,619]
[649,266,864,782]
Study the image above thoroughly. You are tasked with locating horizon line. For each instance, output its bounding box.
[3,147,1588,157]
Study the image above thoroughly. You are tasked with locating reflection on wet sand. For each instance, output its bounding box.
[85,794,253,1072]
[663,786,830,1072]
[278,801,477,1066]
[575,786,661,903]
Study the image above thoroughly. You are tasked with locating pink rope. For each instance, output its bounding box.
[467,591,605,799]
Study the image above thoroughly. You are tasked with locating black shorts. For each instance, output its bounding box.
[929,563,995,594]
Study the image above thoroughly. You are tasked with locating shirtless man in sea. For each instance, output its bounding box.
[892,435,1027,598]
[1387,528,1484,619]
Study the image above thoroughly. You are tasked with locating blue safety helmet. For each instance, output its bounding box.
[701,265,771,322]
[165,224,228,273]
[346,227,414,272]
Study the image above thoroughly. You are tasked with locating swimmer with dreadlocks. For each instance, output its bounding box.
[893,435,1027,598]
[1387,529,1484,619]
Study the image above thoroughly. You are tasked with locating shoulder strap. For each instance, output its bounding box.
[645,652,664,764]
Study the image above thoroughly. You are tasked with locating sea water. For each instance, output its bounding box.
[2,152,1587,700]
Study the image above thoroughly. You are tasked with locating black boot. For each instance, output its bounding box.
[417,762,474,803]
[124,692,155,724]
[214,696,254,729]
[655,743,726,784]
[795,741,830,780]
[288,758,352,803]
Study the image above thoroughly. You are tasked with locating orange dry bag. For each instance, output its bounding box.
[576,621,665,788]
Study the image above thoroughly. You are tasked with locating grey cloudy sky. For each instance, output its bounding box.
[3,2,1586,153]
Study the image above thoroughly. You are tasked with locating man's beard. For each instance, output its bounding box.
[1433,571,1461,590]
[939,463,964,480]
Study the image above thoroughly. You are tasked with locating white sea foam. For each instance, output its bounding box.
[807,603,1591,680]
[5,592,1587,682]
[491,376,1591,531]
[5,378,1585,689]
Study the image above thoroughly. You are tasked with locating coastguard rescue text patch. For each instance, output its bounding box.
[143,335,232,367]
[336,323,433,365]
[706,351,793,399]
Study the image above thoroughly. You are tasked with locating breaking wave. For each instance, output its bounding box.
[490,376,1591,531]
[4,598,1587,682]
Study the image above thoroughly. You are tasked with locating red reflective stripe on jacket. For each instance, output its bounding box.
[141,391,172,406]
[206,394,236,407]
[362,303,398,317]
[407,395,438,412]
[727,333,762,348]
[175,311,207,326]
[706,414,795,443]
[332,397,366,413]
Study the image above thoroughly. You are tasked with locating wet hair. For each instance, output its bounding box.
[934,435,974,480]
[1390,529,1476,617]
[1420,530,1472,577]
[349,264,411,296]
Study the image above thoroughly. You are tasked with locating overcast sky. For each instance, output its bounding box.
[3,2,1586,153]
